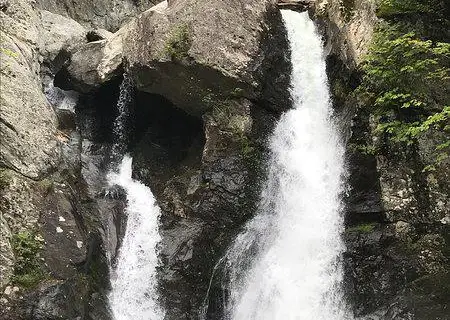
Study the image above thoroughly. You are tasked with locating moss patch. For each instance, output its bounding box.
[11,231,47,288]
[347,223,377,233]
[163,23,192,61]
[339,0,356,21]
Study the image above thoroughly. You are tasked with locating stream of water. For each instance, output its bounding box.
[220,10,351,320]
[107,75,164,320]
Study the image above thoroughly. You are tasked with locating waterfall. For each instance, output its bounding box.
[220,11,351,320]
[107,75,164,320]
[110,73,134,162]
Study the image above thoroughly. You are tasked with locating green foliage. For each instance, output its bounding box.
[230,87,245,98]
[0,47,18,73]
[376,0,443,17]
[38,178,54,195]
[11,231,46,288]
[164,24,191,61]
[240,134,255,158]
[349,143,378,156]
[0,47,18,59]
[347,223,377,233]
[358,21,449,163]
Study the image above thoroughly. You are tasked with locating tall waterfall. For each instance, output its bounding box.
[107,75,164,320]
[221,11,351,320]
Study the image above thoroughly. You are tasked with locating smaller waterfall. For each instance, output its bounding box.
[111,73,134,162]
[107,74,164,320]
[107,157,164,320]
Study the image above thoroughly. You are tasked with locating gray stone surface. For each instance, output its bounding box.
[36,0,159,31]
[39,10,87,63]
[0,0,60,180]
[124,0,289,116]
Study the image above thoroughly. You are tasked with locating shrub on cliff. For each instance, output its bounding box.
[357,0,449,167]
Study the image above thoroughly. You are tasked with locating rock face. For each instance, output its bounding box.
[313,0,450,319]
[124,0,291,115]
[39,10,87,63]
[0,0,60,179]
[35,0,159,31]
[0,1,122,319]
[312,0,377,68]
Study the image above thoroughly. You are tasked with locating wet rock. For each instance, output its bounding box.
[55,109,77,131]
[20,280,89,320]
[277,0,313,11]
[39,187,87,279]
[132,89,275,318]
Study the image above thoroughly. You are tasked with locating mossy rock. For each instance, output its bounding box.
[11,231,47,288]
[346,223,378,233]
[163,23,192,61]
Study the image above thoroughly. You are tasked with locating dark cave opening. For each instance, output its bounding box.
[131,91,206,188]
[55,72,205,168]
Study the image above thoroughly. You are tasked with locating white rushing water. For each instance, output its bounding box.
[107,75,163,320]
[108,156,164,320]
[222,11,351,320]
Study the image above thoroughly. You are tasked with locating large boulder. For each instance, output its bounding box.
[54,25,127,93]
[39,10,87,64]
[124,0,291,116]
[35,0,159,31]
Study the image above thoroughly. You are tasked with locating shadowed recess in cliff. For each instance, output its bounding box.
[203,10,353,320]
[131,91,205,190]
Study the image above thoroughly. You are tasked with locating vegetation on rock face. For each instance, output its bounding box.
[346,223,377,233]
[376,0,443,18]
[11,231,46,288]
[163,23,192,61]
[356,0,449,167]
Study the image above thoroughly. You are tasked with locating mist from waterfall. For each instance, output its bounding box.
[107,75,164,320]
[220,11,352,320]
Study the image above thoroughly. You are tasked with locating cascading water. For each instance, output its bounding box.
[218,11,352,320]
[110,73,134,162]
[107,75,164,320]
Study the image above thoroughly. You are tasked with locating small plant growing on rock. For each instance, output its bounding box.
[164,23,192,61]
[347,223,377,233]
[339,0,356,21]
[11,231,46,288]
